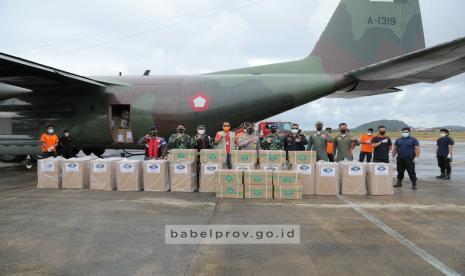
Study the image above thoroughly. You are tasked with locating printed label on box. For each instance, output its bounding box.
[120,163,135,173]
[147,163,161,174]
[320,167,336,177]
[375,165,389,176]
[175,164,188,174]
[263,165,280,171]
[41,161,55,172]
[65,162,79,172]
[204,164,220,175]
[235,166,251,171]
[117,134,124,142]
[296,164,312,175]
[348,165,364,176]
[93,163,107,173]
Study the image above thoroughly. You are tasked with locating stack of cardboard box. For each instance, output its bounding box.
[143,159,170,192]
[215,169,244,198]
[288,151,316,195]
[169,149,198,192]
[244,170,273,199]
[62,157,96,189]
[199,149,226,192]
[90,158,120,191]
[169,149,197,163]
[273,170,303,200]
[258,150,286,171]
[37,157,64,188]
[112,116,134,144]
[116,159,143,191]
[230,150,257,171]
[315,162,340,195]
[366,163,394,195]
[340,162,367,195]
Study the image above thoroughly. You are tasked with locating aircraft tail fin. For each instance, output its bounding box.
[310,0,425,74]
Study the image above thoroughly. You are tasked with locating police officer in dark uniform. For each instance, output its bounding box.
[284,123,308,151]
[436,129,454,180]
[392,128,420,190]
[371,125,392,163]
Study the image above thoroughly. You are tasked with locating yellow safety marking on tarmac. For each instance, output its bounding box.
[338,195,461,276]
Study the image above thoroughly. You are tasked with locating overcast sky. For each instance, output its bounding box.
[1,0,464,128]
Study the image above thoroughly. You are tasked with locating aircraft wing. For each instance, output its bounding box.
[0,52,115,98]
[331,36,465,98]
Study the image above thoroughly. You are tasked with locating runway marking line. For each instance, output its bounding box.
[338,195,461,276]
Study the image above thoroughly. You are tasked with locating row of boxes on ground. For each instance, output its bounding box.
[170,149,316,165]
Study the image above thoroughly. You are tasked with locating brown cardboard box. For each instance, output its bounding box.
[244,170,273,186]
[273,170,302,186]
[90,158,120,190]
[259,163,284,171]
[230,150,258,164]
[200,149,227,163]
[37,157,64,188]
[116,128,125,143]
[116,160,143,191]
[245,184,273,199]
[315,162,340,195]
[274,185,303,200]
[259,150,286,164]
[215,170,244,198]
[288,151,317,165]
[125,129,134,143]
[366,163,394,195]
[199,163,223,192]
[232,163,255,171]
[143,159,169,192]
[340,162,367,195]
[169,149,197,163]
[294,164,315,195]
[170,162,197,192]
[62,157,94,189]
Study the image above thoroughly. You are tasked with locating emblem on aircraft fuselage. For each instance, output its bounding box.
[190,92,210,112]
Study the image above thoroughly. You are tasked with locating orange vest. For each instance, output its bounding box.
[360,134,374,153]
[40,133,59,152]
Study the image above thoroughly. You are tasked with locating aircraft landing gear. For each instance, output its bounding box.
[0,154,27,163]
[82,148,105,157]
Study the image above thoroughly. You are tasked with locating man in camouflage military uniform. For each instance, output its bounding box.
[169,124,194,149]
[307,121,331,161]
[333,123,359,162]
[260,125,283,150]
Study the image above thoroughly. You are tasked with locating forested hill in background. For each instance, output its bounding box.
[353,120,410,131]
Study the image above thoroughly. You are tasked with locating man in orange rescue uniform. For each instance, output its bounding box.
[40,125,59,158]
[326,127,334,162]
[359,128,374,162]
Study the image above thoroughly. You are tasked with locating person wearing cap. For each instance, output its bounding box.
[333,123,359,161]
[260,124,283,150]
[436,128,454,180]
[284,123,308,152]
[325,127,335,162]
[59,129,74,159]
[392,128,420,190]
[169,124,194,149]
[193,124,212,152]
[214,121,238,169]
[307,121,330,161]
[359,128,374,162]
[237,122,260,150]
[138,126,168,159]
[40,125,59,158]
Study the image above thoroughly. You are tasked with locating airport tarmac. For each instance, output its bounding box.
[0,141,464,275]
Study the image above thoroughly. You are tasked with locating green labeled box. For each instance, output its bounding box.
[169,149,197,162]
[273,170,302,186]
[215,170,244,198]
[230,150,258,164]
[200,149,227,163]
[274,185,303,200]
[244,170,273,186]
[288,151,317,165]
[245,184,273,199]
[259,150,286,164]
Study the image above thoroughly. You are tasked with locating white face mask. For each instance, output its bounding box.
[47,129,54,134]
[64,133,70,137]
[197,129,205,135]
[367,132,373,136]
[401,132,409,138]
[440,133,447,138]
[291,129,298,134]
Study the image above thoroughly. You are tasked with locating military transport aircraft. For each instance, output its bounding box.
[1,0,465,162]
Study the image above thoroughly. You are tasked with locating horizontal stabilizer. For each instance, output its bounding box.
[0,82,32,100]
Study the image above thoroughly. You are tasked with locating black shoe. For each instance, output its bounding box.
[412,182,417,190]
[444,175,451,180]
[436,175,445,179]
[393,181,403,188]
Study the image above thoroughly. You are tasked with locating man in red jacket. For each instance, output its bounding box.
[138,126,168,160]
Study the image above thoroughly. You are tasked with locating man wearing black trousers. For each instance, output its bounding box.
[392,128,420,190]
[436,129,454,180]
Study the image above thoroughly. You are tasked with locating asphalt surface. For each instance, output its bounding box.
[0,142,464,275]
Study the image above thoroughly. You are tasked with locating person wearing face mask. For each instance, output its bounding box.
[333,123,359,162]
[260,124,284,150]
[436,129,454,180]
[392,128,420,190]
[359,128,374,162]
[307,121,330,161]
[237,122,259,150]
[214,121,237,169]
[371,125,392,163]
[169,124,194,149]
[285,123,308,152]
[326,127,335,162]
[59,130,74,159]
[40,125,59,158]
[194,125,212,152]
[138,126,168,160]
